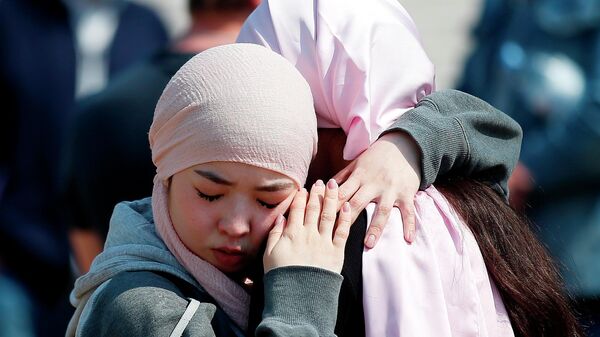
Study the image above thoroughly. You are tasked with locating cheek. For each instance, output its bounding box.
[170,190,216,245]
[249,194,295,245]
[248,213,276,246]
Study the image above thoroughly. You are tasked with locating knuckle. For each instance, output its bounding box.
[404,207,416,219]
[290,198,305,210]
[335,227,350,241]
[349,197,364,209]
[325,189,338,200]
[353,166,367,177]
[289,207,305,218]
[283,231,296,241]
[368,225,382,236]
[398,201,414,212]
[320,211,336,223]
[306,201,320,213]
[376,205,392,216]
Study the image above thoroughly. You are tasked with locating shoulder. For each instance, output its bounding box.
[80,271,219,337]
[109,198,154,230]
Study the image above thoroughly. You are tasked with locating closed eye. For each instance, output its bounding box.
[257,199,279,209]
[197,190,222,202]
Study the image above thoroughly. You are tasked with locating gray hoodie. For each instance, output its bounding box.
[66,198,342,337]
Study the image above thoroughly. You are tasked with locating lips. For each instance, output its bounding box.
[212,246,245,269]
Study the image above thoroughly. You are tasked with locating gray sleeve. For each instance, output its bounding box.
[257,266,343,337]
[381,89,523,198]
[78,271,220,337]
[80,267,342,337]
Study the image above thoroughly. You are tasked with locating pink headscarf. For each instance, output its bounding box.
[237,0,435,160]
[149,43,317,330]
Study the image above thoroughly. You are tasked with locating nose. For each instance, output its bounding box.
[217,205,251,238]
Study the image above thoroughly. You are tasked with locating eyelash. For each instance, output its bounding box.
[258,200,278,209]
[196,190,279,209]
[197,191,222,202]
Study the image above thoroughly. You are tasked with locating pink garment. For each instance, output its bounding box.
[237,0,434,160]
[239,0,514,335]
[363,187,514,337]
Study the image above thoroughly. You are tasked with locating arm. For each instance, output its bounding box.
[260,180,352,336]
[381,89,523,198]
[81,183,350,337]
[81,269,342,337]
[78,271,224,337]
[336,89,522,247]
[257,267,342,337]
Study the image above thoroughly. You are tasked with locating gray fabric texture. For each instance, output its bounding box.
[383,89,523,198]
[68,198,342,337]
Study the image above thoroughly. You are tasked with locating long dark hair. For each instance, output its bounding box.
[436,178,584,337]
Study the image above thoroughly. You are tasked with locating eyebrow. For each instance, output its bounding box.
[194,170,233,186]
[194,169,294,192]
[255,182,295,192]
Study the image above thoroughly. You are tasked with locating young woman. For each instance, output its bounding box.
[238,1,582,336]
[68,3,580,337]
[67,43,352,337]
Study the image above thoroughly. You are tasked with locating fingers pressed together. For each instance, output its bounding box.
[264,179,352,274]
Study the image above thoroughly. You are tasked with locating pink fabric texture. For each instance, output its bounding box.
[149,44,317,330]
[363,187,514,337]
[237,0,435,160]
[238,1,514,335]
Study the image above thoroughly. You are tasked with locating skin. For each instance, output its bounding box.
[310,129,421,247]
[168,161,297,274]
[167,159,353,277]
[334,131,421,247]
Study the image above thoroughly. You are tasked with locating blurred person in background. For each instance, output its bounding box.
[62,0,261,275]
[459,0,600,334]
[0,0,167,335]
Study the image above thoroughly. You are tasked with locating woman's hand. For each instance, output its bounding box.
[333,131,421,248]
[264,179,352,274]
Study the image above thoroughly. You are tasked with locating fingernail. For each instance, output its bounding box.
[275,214,284,225]
[327,179,337,189]
[342,201,350,213]
[315,179,324,187]
[366,234,376,248]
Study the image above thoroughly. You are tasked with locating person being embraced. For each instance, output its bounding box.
[239,1,583,336]
[67,43,352,337]
[237,0,523,249]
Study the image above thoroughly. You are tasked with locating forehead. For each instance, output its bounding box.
[186,162,297,188]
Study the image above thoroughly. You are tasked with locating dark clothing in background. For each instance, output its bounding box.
[106,2,169,76]
[0,0,168,335]
[459,0,600,334]
[0,0,76,307]
[63,50,195,239]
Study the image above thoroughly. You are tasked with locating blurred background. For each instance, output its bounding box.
[1,0,598,336]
